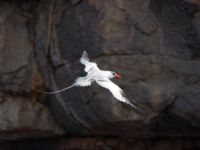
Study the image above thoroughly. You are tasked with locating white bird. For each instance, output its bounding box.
[32,51,138,109]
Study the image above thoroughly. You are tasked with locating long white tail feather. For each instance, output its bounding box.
[31,84,76,94]
[31,76,91,94]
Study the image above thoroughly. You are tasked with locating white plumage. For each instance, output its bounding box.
[32,51,138,109]
[76,51,138,109]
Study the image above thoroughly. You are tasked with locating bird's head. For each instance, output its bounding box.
[109,71,122,79]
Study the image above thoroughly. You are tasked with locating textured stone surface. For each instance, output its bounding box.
[0,0,64,140]
[0,95,64,140]
[1,137,200,150]
[0,2,33,93]
[0,0,200,140]
[46,0,200,135]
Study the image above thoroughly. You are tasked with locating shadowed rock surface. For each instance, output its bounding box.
[0,0,200,144]
[1,137,200,150]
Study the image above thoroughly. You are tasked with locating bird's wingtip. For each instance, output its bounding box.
[83,50,88,55]
[81,50,89,61]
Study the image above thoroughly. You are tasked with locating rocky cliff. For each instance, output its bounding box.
[0,0,200,144]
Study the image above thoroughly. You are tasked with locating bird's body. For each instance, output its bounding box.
[32,51,138,109]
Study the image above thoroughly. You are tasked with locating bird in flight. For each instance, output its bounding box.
[32,51,138,109]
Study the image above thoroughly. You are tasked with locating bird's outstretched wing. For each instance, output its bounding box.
[96,79,138,109]
[80,51,99,73]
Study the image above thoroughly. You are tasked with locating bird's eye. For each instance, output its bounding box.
[112,72,116,75]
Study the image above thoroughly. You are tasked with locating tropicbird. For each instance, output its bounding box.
[32,51,138,109]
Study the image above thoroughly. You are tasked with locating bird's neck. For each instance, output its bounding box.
[101,70,112,78]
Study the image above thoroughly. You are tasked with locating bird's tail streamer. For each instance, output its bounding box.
[31,83,76,95]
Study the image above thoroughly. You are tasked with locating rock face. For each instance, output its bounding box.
[0,0,200,140]
[0,1,64,140]
[2,137,200,150]
[0,95,64,140]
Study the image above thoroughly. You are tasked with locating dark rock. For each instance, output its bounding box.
[0,137,200,150]
[0,1,64,140]
[0,95,64,140]
[0,0,200,140]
